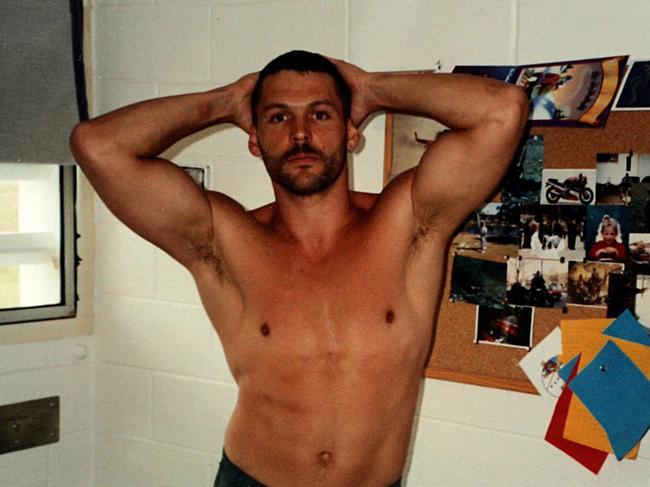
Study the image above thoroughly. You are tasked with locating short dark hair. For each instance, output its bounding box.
[251,50,351,126]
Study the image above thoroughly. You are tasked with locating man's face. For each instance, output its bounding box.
[249,70,357,197]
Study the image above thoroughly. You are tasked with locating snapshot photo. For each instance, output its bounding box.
[541,168,596,205]
[514,55,628,126]
[630,181,650,233]
[518,204,586,261]
[567,261,624,306]
[475,304,534,349]
[614,60,650,110]
[596,151,650,205]
[451,202,520,258]
[501,134,544,205]
[506,257,568,308]
[450,255,507,308]
[585,205,630,263]
[629,233,650,274]
[607,272,645,318]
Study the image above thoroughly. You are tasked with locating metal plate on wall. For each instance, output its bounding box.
[0,397,59,454]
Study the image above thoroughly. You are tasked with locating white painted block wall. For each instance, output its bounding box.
[85,0,650,486]
[0,337,94,487]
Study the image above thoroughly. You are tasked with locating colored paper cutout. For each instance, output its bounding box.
[559,353,580,383]
[545,355,608,474]
[569,341,650,460]
[559,318,650,458]
[603,309,650,346]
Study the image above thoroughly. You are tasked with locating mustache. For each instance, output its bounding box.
[282,143,322,160]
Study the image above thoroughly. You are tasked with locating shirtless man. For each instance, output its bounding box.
[70,51,528,486]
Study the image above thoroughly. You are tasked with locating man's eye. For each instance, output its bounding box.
[314,111,330,120]
[269,113,287,123]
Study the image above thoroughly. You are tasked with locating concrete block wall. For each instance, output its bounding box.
[87,0,650,486]
[0,337,94,487]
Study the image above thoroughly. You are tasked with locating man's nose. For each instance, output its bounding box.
[291,118,311,143]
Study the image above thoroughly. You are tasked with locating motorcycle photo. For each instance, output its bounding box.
[544,173,594,204]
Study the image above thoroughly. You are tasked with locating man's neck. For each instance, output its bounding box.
[270,172,361,260]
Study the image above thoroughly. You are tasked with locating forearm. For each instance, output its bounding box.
[70,82,247,163]
[364,71,527,130]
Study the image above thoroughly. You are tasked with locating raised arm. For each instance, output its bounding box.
[334,60,529,238]
[69,74,257,268]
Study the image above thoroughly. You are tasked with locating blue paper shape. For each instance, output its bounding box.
[603,309,650,346]
[569,341,650,460]
[559,353,581,383]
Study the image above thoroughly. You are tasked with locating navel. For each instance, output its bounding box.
[260,323,270,337]
[385,308,395,324]
[318,450,333,465]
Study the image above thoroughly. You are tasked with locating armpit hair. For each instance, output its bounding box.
[410,208,438,250]
[191,241,225,281]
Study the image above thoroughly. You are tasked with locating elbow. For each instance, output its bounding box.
[501,84,530,131]
[69,120,111,168]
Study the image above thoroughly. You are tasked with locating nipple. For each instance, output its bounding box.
[385,309,395,324]
[260,323,270,337]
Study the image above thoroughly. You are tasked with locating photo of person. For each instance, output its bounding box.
[506,257,568,308]
[500,135,544,205]
[475,304,533,349]
[567,261,624,306]
[585,206,630,263]
[596,151,650,205]
[451,202,520,258]
[518,204,586,261]
[541,168,596,205]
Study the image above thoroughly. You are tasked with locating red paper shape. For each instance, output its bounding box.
[544,355,609,474]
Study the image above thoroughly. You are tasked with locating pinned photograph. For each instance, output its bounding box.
[451,202,520,258]
[635,274,650,326]
[475,304,533,349]
[506,257,568,308]
[501,134,544,205]
[585,206,630,263]
[518,204,586,261]
[607,272,646,318]
[629,233,650,274]
[567,261,624,306]
[596,152,650,205]
[514,55,628,126]
[542,168,596,205]
[630,181,650,233]
[450,255,507,308]
[614,60,650,110]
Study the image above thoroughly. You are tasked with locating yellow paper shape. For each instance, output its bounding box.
[560,318,650,458]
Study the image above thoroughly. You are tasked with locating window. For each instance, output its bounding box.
[0,164,76,324]
[0,0,86,325]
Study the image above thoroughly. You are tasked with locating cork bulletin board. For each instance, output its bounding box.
[384,109,650,394]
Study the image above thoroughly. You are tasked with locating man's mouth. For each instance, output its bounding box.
[283,145,322,164]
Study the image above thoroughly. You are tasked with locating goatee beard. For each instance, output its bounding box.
[262,140,347,197]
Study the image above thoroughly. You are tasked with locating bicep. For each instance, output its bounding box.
[411,120,523,235]
[80,154,214,267]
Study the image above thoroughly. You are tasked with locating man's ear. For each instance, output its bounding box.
[248,130,261,157]
[346,121,360,152]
